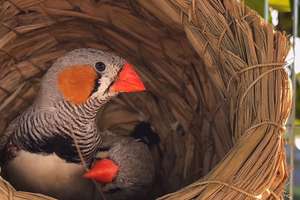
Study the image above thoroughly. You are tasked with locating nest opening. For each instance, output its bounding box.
[0,0,292,200]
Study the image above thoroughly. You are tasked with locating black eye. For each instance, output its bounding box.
[95,62,106,72]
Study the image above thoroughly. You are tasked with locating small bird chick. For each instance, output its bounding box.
[85,122,160,200]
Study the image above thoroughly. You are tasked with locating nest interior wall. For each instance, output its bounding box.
[0,0,233,197]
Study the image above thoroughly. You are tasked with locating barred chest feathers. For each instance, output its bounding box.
[9,100,103,164]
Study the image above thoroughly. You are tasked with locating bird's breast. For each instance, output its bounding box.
[1,150,96,200]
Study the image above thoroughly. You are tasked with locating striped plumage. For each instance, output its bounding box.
[8,98,106,163]
[0,48,134,200]
[1,48,124,165]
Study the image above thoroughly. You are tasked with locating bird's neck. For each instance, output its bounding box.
[34,93,112,119]
[76,97,111,119]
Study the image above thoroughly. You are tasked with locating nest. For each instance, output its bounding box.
[0,0,292,199]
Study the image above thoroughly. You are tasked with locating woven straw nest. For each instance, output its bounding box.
[0,0,292,199]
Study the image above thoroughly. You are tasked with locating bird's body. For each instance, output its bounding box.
[1,48,124,164]
[3,102,100,164]
[0,48,147,200]
[93,130,156,200]
[2,131,156,200]
[2,151,98,200]
[103,139,155,200]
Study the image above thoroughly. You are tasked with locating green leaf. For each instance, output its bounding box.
[244,0,291,16]
[269,0,291,12]
[244,0,264,16]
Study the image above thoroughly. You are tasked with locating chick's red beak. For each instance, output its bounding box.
[110,63,145,93]
[83,159,119,184]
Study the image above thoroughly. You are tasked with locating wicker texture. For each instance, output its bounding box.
[0,0,291,199]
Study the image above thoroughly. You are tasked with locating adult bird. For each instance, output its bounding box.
[0,48,145,200]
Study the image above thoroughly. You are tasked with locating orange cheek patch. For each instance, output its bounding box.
[57,65,97,105]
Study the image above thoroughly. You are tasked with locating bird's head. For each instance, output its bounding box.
[36,48,145,109]
[83,137,155,198]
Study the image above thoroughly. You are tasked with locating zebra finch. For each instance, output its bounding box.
[0,48,145,200]
[84,124,159,200]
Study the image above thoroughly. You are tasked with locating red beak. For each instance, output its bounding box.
[83,159,119,184]
[110,63,145,93]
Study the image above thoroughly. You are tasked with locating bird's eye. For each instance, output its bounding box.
[95,62,106,72]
